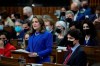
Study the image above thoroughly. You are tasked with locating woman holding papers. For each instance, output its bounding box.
[26,16,53,63]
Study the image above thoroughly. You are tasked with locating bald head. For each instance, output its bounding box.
[23,6,33,16]
[71,2,80,11]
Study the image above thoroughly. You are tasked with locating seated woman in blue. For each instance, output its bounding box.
[80,20,97,46]
[26,16,53,64]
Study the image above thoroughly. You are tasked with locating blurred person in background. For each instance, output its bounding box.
[1,11,14,27]
[23,6,33,22]
[14,19,24,40]
[44,18,56,42]
[80,0,92,17]
[89,6,100,22]
[0,32,16,57]
[80,20,97,46]
[55,21,67,46]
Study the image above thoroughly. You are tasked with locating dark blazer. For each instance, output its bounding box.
[83,38,97,46]
[75,11,85,22]
[26,31,53,63]
[89,14,97,22]
[80,7,92,16]
[63,46,87,66]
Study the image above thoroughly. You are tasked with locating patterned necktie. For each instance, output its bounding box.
[63,49,72,65]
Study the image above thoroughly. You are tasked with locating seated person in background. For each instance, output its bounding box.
[0,21,17,39]
[23,6,33,22]
[11,13,21,23]
[80,0,92,16]
[59,7,67,21]
[65,10,74,27]
[63,29,87,66]
[43,18,56,42]
[14,19,24,40]
[89,6,100,22]
[80,20,97,46]
[24,33,30,40]
[0,32,16,57]
[70,2,85,22]
[24,33,30,48]
[55,21,67,46]
[1,10,14,27]
[22,20,31,34]
[26,16,53,64]
[0,22,11,39]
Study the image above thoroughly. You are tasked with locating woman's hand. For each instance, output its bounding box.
[28,52,38,57]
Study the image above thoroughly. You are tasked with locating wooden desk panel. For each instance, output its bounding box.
[43,62,68,66]
[0,56,24,66]
[11,51,39,63]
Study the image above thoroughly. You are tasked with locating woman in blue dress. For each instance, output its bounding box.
[26,16,53,63]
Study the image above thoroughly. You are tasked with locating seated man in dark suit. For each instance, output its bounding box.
[70,2,85,22]
[80,0,92,16]
[63,29,87,66]
[89,6,100,22]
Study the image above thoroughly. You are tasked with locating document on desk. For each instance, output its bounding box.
[31,64,43,66]
[14,49,30,53]
[57,46,67,51]
[26,63,43,66]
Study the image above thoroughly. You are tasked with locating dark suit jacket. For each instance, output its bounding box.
[80,7,92,16]
[75,11,85,22]
[63,46,87,66]
[83,38,97,46]
[89,14,97,22]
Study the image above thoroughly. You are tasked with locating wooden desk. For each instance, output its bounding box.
[0,56,25,66]
[43,62,68,66]
[11,51,39,63]
[81,46,100,66]
[25,62,69,66]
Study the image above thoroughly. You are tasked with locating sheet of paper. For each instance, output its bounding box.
[57,46,67,50]
[32,64,43,66]
[14,49,30,53]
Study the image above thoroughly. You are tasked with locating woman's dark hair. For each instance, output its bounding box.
[0,10,9,19]
[23,20,31,27]
[14,13,20,19]
[31,15,45,34]
[81,20,97,38]
[0,32,9,40]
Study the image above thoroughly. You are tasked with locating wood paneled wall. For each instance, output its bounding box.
[0,7,61,21]
[89,0,100,7]
[0,0,99,21]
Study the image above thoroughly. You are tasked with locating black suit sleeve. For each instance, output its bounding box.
[75,51,87,66]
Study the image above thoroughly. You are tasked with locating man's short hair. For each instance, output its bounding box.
[65,10,74,16]
[23,6,32,13]
[67,29,82,40]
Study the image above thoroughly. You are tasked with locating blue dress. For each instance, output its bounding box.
[26,31,53,63]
